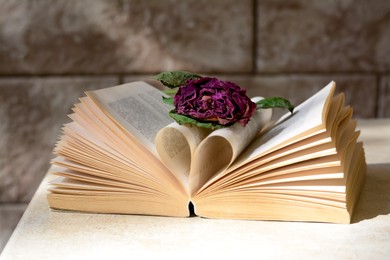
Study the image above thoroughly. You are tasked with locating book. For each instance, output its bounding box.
[47,80,366,224]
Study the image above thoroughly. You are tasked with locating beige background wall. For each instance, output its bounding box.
[0,0,389,204]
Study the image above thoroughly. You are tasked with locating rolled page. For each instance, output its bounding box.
[189,100,272,195]
[156,98,272,195]
[155,123,211,192]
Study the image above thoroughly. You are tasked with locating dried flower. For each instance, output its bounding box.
[174,77,256,127]
[155,71,294,129]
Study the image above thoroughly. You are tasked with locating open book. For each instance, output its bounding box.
[48,81,366,224]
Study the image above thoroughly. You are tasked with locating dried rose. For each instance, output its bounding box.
[174,77,256,127]
[156,71,294,129]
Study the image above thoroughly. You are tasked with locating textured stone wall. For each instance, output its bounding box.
[0,0,389,203]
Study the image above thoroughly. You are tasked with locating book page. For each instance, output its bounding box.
[195,81,336,193]
[189,107,272,194]
[86,81,173,156]
[155,123,211,187]
[83,82,191,193]
[155,97,272,195]
[230,81,336,171]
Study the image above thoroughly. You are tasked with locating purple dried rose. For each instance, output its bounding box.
[156,71,294,129]
[173,77,256,126]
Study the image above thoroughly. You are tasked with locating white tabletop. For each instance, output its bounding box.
[1,119,390,260]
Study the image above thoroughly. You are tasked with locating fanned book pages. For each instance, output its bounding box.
[47,81,366,224]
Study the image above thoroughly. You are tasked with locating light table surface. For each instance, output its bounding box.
[1,119,390,259]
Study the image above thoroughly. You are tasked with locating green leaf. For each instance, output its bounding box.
[256,97,294,113]
[168,111,225,130]
[162,96,174,106]
[154,71,202,89]
[162,88,178,96]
